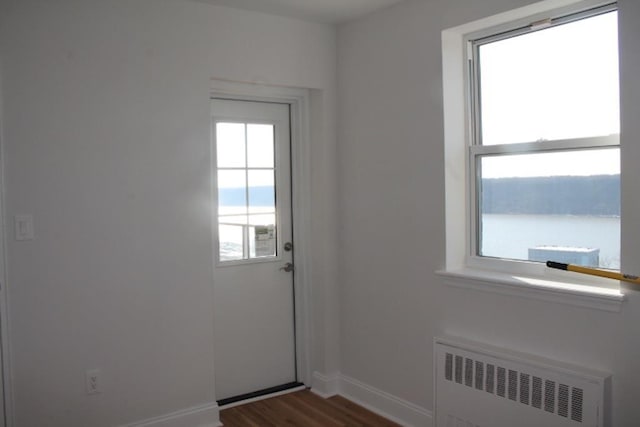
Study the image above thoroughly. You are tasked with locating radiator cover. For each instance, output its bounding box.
[435,337,609,427]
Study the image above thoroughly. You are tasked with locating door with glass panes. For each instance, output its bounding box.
[211,98,296,403]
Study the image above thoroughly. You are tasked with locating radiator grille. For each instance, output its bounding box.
[532,376,543,409]
[436,339,608,427]
[475,361,484,390]
[465,358,474,387]
[455,355,463,384]
[485,364,495,394]
[572,387,584,422]
[559,384,570,417]
[445,353,453,381]
[508,370,518,401]
[545,379,556,413]
[520,373,530,405]
[444,351,585,423]
[497,366,506,397]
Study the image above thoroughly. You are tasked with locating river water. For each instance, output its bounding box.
[481,214,620,269]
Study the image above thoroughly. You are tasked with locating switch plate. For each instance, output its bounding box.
[15,215,34,241]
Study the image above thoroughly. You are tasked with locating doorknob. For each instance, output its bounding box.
[280,262,294,273]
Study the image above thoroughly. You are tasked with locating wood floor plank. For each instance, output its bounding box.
[326,396,400,427]
[277,392,346,427]
[294,391,371,426]
[219,390,401,427]
[220,407,262,427]
[270,394,343,427]
[240,401,281,427]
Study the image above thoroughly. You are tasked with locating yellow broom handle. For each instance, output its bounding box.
[546,261,640,285]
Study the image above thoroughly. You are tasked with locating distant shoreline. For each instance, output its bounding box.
[482,174,620,216]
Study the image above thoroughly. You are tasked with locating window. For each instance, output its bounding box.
[441,0,626,308]
[215,122,278,262]
[468,3,620,271]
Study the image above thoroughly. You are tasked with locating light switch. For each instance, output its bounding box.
[15,214,34,241]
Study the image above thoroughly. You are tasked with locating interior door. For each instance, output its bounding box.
[211,98,297,403]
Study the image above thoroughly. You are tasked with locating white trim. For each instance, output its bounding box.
[435,335,611,380]
[0,55,13,427]
[465,1,617,51]
[310,371,340,398]
[442,26,470,272]
[445,0,614,35]
[218,385,306,410]
[310,372,433,427]
[209,79,314,388]
[469,135,619,156]
[338,374,433,427]
[436,268,624,312]
[118,402,221,427]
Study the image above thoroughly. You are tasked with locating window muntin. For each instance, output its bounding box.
[469,4,620,270]
[216,122,278,262]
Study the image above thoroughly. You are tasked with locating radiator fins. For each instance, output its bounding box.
[444,352,584,423]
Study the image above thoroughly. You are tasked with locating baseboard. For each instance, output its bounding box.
[119,401,221,427]
[117,373,429,427]
[337,374,433,427]
[129,372,431,427]
[310,371,340,398]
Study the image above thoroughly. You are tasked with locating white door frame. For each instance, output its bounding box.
[210,79,313,389]
[0,62,13,427]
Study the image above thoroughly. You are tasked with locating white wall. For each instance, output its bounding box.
[0,0,338,425]
[338,0,640,425]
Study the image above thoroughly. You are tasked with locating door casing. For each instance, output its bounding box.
[209,80,313,394]
[0,64,12,427]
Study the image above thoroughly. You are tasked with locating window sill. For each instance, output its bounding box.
[435,268,625,312]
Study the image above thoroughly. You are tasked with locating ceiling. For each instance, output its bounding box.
[194,0,406,24]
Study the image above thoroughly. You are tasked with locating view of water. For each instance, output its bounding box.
[481,214,620,269]
[220,213,620,268]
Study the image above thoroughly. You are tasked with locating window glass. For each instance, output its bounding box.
[478,148,620,269]
[247,124,275,168]
[248,170,275,214]
[478,11,619,145]
[217,170,247,215]
[216,123,246,167]
[219,224,244,261]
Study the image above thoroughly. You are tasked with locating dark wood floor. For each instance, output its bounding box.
[220,390,401,426]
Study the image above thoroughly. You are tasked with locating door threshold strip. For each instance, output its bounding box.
[217,382,305,409]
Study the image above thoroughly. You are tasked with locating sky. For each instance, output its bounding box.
[478,10,619,178]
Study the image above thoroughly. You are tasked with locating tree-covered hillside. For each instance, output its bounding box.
[481,175,620,216]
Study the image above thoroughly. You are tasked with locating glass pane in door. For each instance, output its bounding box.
[216,123,246,167]
[216,122,278,262]
[247,124,275,168]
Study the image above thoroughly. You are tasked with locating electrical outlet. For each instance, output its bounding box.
[15,214,34,241]
[85,369,102,395]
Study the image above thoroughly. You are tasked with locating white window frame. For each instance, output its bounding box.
[439,0,625,311]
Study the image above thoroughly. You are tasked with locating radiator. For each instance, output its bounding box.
[434,337,610,427]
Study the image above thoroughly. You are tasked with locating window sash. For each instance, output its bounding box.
[471,2,617,48]
[469,140,620,262]
[470,134,619,157]
[467,2,618,148]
